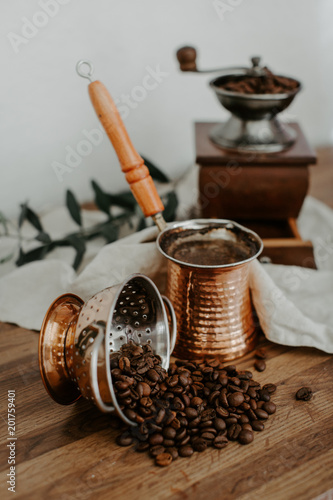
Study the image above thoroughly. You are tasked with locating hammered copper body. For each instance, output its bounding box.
[157,220,263,360]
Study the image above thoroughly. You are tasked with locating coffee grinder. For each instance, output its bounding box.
[176,47,317,268]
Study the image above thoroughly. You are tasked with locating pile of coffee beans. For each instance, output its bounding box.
[112,342,277,466]
[218,69,299,95]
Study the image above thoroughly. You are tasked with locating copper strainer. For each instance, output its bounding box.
[39,274,176,424]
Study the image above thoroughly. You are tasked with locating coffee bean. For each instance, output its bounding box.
[149,433,164,446]
[227,392,244,407]
[227,423,242,440]
[147,369,160,382]
[163,427,177,440]
[150,445,165,457]
[115,380,130,391]
[190,397,203,407]
[216,407,229,418]
[213,418,226,432]
[247,387,258,399]
[255,409,269,420]
[136,442,150,452]
[179,445,194,457]
[155,452,173,467]
[242,423,252,431]
[166,447,178,460]
[179,374,190,387]
[213,435,228,449]
[251,420,264,432]
[258,389,270,402]
[262,402,276,414]
[296,387,313,401]
[225,417,238,426]
[175,428,187,441]
[155,408,165,425]
[254,360,266,372]
[179,435,191,446]
[201,432,215,441]
[193,438,207,452]
[238,429,254,445]
[263,383,276,394]
[185,407,198,420]
[239,414,249,424]
[116,431,133,446]
[163,439,175,447]
[137,382,151,397]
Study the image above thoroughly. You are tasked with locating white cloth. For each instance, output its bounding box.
[0,170,332,353]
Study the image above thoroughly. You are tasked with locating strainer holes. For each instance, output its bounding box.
[124,318,129,324]
[138,333,142,337]
[142,314,147,320]
[126,296,130,300]
[133,311,139,316]
[117,325,122,331]
[134,321,140,327]
[122,309,127,314]
[139,299,144,304]
[130,302,135,306]
[141,305,146,310]
[147,339,152,344]
[119,336,124,341]
[119,302,124,306]
[146,328,151,334]
[132,291,136,294]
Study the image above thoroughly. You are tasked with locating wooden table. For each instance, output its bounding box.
[0,148,332,500]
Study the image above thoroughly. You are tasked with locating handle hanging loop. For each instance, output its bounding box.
[76,60,94,82]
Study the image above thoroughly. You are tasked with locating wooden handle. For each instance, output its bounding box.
[176,46,197,72]
[88,80,164,218]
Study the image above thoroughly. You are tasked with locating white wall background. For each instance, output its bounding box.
[1,0,333,217]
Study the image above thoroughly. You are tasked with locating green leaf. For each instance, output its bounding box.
[26,207,43,231]
[141,155,169,183]
[137,217,147,231]
[163,191,178,222]
[66,190,82,226]
[101,222,119,243]
[0,251,15,264]
[16,245,49,266]
[67,235,86,270]
[36,231,52,244]
[109,192,136,211]
[18,204,28,228]
[91,180,111,216]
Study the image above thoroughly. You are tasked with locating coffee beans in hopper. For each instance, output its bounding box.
[112,342,277,467]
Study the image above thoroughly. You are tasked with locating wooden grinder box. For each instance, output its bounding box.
[196,122,317,268]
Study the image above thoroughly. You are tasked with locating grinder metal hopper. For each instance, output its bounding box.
[176,47,301,152]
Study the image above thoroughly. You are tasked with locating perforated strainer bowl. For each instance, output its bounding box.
[39,274,176,426]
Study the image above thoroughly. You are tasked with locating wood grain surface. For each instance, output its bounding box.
[0,148,332,500]
[0,324,332,500]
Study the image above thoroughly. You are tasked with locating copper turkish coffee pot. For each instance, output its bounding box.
[76,61,263,360]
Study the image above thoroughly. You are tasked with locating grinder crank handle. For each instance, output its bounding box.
[76,61,167,232]
[176,46,250,75]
